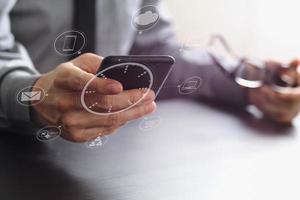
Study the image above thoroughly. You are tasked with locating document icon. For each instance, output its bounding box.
[21,91,41,102]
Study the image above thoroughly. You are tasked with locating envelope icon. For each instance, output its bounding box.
[21,91,41,102]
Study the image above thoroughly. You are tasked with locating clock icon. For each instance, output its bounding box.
[81,62,154,116]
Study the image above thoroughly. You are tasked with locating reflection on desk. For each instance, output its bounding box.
[0,99,300,200]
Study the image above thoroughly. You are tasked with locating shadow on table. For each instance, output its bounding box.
[0,99,296,200]
[0,131,106,200]
[198,99,296,137]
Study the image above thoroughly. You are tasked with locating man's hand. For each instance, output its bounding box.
[31,53,156,142]
[248,60,300,124]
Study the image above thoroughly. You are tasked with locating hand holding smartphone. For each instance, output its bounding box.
[81,55,175,116]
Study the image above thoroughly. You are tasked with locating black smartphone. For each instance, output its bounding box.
[97,55,175,96]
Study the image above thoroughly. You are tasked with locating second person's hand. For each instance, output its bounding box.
[248,60,300,124]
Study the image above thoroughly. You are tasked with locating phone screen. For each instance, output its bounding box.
[97,56,175,96]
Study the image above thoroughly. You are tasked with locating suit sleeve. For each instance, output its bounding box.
[0,0,40,128]
[130,0,248,108]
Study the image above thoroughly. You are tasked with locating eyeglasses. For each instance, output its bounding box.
[207,34,299,93]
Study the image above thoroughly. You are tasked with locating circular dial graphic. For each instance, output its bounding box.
[81,62,153,116]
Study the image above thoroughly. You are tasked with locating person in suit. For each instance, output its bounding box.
[1,0,300,142]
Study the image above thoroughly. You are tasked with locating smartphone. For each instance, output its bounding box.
[97,55,175,96]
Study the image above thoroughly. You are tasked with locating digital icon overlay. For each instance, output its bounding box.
[139,116,162,131]
[36,126,62,142]
[85,136,109,149]
[54,30,86,56]
[178,76,202,95]
[62,35,77,52]
[132,5,160,32]
[17,86,46,106]
[21,91,41,102]
[81,62,154,116]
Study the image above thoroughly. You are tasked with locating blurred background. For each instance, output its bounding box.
[165,0,300,62]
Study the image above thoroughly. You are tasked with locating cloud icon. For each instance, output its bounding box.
[134,10,159,26]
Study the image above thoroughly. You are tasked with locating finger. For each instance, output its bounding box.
[60,128,103,143]
[71,53,103,74]
[257,95,281,116]
[84,89,155,112]
[275,86,300,101]
[52,89,155,113]
[252,88,296,123]
[251,88,284,117]
[54,65,123,94]
[261,87,300,109]
[62,102,156,129]
[262,87,300,122]
[61,123,123,143]
[277,61,299,87]
[60,128,102,143]
[83,125,123,138]
[270,60,300,88]
[88,102,156,128]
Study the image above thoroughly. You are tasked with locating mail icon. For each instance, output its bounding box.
[21,91,41,102]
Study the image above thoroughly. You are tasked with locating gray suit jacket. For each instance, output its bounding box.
[0,0,246,130]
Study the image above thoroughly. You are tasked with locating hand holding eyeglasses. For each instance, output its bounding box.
[208,35,300,124]
[248,60,300,124]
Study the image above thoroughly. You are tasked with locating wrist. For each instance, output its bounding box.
[1,70,41,125]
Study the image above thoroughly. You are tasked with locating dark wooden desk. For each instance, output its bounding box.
[1,100,300,200]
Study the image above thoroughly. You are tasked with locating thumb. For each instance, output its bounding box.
[71,53,103,74]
